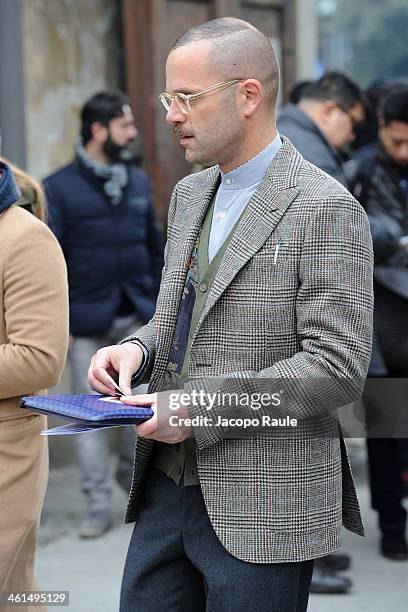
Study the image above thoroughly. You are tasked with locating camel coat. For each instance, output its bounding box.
[0,204,68,608]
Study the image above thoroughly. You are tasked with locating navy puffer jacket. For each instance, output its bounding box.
[44,158,163,336]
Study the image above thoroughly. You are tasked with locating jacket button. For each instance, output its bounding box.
[199,282,208,293]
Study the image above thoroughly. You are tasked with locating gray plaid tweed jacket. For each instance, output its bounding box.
[123,137,374,563]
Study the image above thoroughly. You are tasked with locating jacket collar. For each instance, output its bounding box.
[219,133,282,190]
[280,103,344,165]
[156,137,301,357]
[176,133,301,242]
[195,136,300,335]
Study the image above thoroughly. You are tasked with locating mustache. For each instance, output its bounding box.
[173,126,193,137]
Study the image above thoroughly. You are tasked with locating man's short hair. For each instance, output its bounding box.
[380,86,408,126]
[80,90,131,144]
[289,80,313,105]
[301,72,364,111]
[171,17,280,109]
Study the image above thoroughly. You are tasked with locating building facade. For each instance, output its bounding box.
[0,0,317,222]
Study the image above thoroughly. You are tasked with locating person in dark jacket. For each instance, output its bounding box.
[351,86,408,560]
[44,90,163,538]
[279,72,366,593]
[278,72,365,187]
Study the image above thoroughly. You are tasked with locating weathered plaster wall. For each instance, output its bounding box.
[22,0,120,179]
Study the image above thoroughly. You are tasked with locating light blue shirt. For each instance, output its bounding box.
[208,133,282,263]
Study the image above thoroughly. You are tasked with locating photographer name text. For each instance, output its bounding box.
[169,415,298,428]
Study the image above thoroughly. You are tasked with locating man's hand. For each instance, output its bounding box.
[121,391,192,444]
[87,343,144,396]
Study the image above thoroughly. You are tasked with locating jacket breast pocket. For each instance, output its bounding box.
[240,240,299,291]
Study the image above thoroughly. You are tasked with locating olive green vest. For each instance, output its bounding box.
[153,195,241,485]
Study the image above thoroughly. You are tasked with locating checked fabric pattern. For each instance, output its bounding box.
[20,394,153,425]
[120,137,374,563]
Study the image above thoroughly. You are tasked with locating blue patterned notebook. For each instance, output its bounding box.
[20,394,153,427]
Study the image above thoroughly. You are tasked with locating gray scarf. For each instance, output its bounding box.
[76,143,128,205]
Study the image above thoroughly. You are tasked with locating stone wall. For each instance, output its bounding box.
[22,0,121,179]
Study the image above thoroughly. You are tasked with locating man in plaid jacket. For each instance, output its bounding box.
[89,17,373,612]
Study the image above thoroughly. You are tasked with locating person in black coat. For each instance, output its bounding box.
[44,90,163,538]
[279,72,367,594]
[351,86,408,560]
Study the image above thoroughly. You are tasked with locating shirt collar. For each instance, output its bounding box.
[219,133,282,190]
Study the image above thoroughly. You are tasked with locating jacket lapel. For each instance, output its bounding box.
[172,166,220,281]
[155,167,220,360]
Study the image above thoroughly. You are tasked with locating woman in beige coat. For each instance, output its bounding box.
[0,159,68,608]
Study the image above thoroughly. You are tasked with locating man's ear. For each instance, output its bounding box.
[240,79,263,118]
[90,121,109,144]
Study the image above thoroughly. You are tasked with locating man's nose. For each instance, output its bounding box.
[165,101,186,125]
[129,125,138,139]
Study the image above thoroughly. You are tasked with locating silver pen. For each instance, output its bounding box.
[273,241,281,265]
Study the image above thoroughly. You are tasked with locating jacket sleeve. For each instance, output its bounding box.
[366,213,401,261]
[184,196,374,449]
[350,158,401,261]
[0,219,69,400]
[146,192,164,295]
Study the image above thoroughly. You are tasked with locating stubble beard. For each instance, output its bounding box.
[189,115,243,169]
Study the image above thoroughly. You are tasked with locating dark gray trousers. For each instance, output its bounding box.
[120,468,313,612]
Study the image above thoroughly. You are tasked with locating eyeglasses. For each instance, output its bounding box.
[159,79,243,114]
